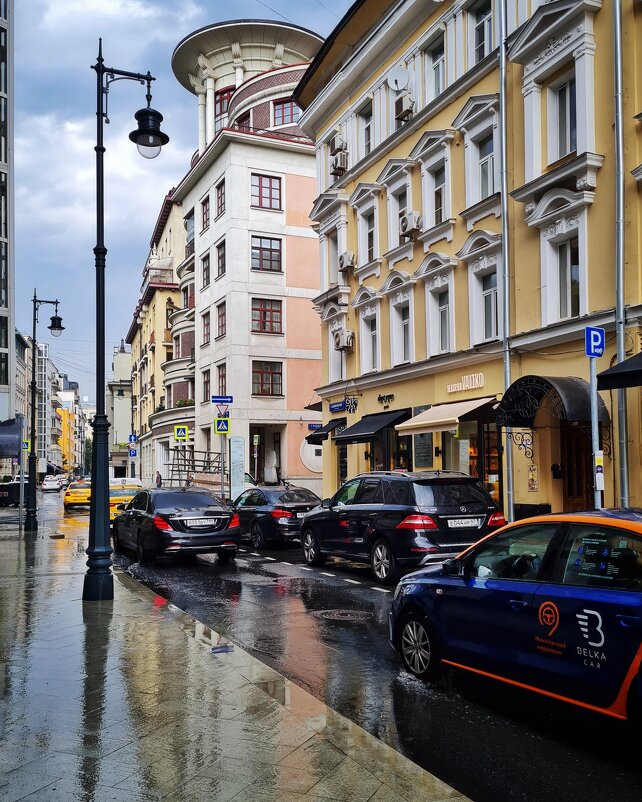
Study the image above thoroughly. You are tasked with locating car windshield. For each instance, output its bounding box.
[277,489,321,504]
[154,492,224,511]
[413,480,490,506]
[69,482,89,489]
[109,488,138,499]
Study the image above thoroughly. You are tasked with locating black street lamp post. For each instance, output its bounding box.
[24,291,64,532]
[83,40,169,602]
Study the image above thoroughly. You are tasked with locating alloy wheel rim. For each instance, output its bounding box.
[252,526,262,547]
[373,543,390,579]
[401,620,431,674]
[303,532,315,561]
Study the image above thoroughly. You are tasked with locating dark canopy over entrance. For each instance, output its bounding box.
[597,352,642,390]
[496,375,609,428]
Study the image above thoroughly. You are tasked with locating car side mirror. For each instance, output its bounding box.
[443,558,464,577]
[116,503,126,511]
[321,498,332,508]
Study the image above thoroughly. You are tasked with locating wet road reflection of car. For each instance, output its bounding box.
[112,487,241,564]
[232,485,321,548]
[390,510,642,720]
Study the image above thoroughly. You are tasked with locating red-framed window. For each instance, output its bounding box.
[202,369,210,402]
[202,311,210,344]
[215,86,234,132]
[273,98,299,126]
[217,363,226,395]
[236,111,251,130]
[201,196,210,230]
[216,240,226,277]
[251,298,282,333]
[251,236,281,272]
[215,180,225,217]
[201,254,210,287]
[251,173,281,210]
[217,302,226,337]
[252,361,282,396]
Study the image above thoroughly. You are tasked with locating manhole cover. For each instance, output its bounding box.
[313,609,373,623]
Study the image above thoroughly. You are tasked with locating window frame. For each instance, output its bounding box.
[251,297,283,334]
[216,240,226,278]
[215,180,225,218]
[201,254,210,288]
[201,311,210,345]
[251,173,282,211]
[273,98,300,127]
[216,301,226,338]
[251,360,283,397]
[217,362,226,395]
[202,369,211,403]
[201,195,210,232]
[472,0,493,65]
[251,236,282,273]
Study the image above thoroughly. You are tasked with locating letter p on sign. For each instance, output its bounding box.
[585,326,605,358]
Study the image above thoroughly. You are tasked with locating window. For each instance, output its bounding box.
[401,304,411,362]
[216,241,226,277]
[433,166,445,225]
[482,272,498,339]
[217,363,226,395]
[184,210,195,257]
[236,111,251,130]
[561,525,642,590]
[478,134,494,199]
[468,524,558,580]
[556,78,577,159]
[558,237,579,319]
[429,37,445,99]
[202,311,210,345]
[251,236,282,272]
[365,211,375,262]
[438,290,450,352]
[215,86,234,133]
[202,370,210,402]
[0,351,6,385]
[252,298,282,333]
[474,0,493,64]
[216,302,226,337]
[354,479,385,504]
[216,180,225,217]
[273,98,299,126]
[252,361,282,396]
[360,102,373,157]
[251,174,281,210]
[333,478,360,506]
[201,196,210,231]
[396,189,407,236]
[201,254,210,288]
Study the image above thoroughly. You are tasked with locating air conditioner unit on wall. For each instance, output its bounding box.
[333,329,355,351]
[329,135,347,156]
[331,151,349,176]
[399,211,422,238]
[338,251,355,271]
[395,92,414,121]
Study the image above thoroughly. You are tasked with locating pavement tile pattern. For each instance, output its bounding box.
[0,507,469,802]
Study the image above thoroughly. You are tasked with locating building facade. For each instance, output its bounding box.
[0,1,14,423]
[147,20,324,491]
[106,342,133,479]
[296,0,642,515]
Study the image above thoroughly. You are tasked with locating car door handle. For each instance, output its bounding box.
[616,614,638,628]
[509,599,529,610]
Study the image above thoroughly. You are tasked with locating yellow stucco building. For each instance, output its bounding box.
[296,0,642,517]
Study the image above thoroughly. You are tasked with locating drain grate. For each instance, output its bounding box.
[313,609,373,623]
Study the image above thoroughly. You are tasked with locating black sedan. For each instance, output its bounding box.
[112,488,241,564]
[232,485,321,548]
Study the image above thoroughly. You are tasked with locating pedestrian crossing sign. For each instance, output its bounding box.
[215,418,230,434]
[22,440,29,451]
[174,425,189,441]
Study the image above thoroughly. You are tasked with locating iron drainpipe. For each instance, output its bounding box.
[613,0,628,507]
[499,0,514,520]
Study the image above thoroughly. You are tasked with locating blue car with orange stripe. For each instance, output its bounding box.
[390,510,642,719]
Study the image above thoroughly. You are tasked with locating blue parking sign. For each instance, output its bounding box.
[129,449,137,458]
[585,326,605,358]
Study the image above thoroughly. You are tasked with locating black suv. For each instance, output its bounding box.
[300,471,505,584]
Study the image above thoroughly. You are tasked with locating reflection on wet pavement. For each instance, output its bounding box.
[0,494,467,802]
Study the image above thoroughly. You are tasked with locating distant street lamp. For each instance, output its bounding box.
[24,291,64,532]
[83,40,169,602]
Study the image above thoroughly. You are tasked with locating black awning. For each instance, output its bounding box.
[333,409,411,444]
[496,375,609,428]
[597,352,642,390]
[305,418,346,445]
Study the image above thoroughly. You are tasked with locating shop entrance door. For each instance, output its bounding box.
[561,421,592,511]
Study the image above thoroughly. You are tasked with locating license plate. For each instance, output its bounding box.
[296,512,306,519]
[187,518,219,527]
[447,517,482,528]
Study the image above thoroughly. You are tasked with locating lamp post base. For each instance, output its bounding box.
[82,572,114,601]
[23,515,38,532]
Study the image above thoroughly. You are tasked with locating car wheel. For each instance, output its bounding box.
[136,532,149,566]
[371,539,399,584]
[218,549,237,565]
[399,612,442,681]
[251,522,266,549]
[301,528,326,566]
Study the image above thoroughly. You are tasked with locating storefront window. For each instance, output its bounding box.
[442,421,501,504]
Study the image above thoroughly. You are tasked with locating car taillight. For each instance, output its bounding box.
[153,514,172,531]
[228,513,240,528]
[271,508,293,519]
[488,512,507,527]
[396,514,439,530]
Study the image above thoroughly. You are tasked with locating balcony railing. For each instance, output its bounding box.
[185,240,195,258]
[140,266,176,296]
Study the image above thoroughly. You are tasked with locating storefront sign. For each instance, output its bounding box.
[447,373,485,393]
[528,464,539,492]
[329,400,347,413]
[412,405,433,468]
[377,393,395,405]
[308,423,322,430]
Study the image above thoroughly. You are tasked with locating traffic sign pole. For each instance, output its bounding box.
[586,326,605,510]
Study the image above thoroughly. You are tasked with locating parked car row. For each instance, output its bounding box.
[41,475,70,492]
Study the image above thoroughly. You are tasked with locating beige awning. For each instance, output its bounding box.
[395,397,497,436]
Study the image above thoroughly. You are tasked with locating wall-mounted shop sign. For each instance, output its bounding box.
[447,372,485,393]
[329,400,347,413]
[377,393,395,405]
[308,423,322,430]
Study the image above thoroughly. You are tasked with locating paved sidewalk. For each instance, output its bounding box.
[0,504,468,802]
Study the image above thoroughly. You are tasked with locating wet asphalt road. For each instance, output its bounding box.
[53,495,642,802]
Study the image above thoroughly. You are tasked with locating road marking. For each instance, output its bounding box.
[320,572,335,577]
[280,561,293,565]
[264,556,277,561]
[301,567,313,571]
[250,552,260,556]
[372,587,391,593]
[343,579,361,584]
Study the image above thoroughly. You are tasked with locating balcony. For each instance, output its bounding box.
[140,264,177,302]
[185,240,195,258]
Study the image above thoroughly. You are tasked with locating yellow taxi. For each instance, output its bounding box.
[63,481,91,511]
[109,479,143,524]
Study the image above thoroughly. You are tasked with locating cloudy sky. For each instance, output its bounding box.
[14,0,352,402]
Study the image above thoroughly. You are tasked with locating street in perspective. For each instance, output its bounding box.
[3,1,642,801]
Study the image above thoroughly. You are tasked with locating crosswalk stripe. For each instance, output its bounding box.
[264,556,277,561]
[343,579,360,584]
[372,587,391,593]
[320,572,335,577]
[280,561,293,565]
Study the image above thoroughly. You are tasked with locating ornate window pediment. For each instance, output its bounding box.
[321,302,348,324]
[310,191,349,224]
[352,285,381,309]
[452,94,498,132]
[409,129,455,162]
[456,230,501,275]
[380,270,416,295]
[526,188,591,230]
[376,159,414,186]
[414,252,457,283]
[349,182,382,208]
